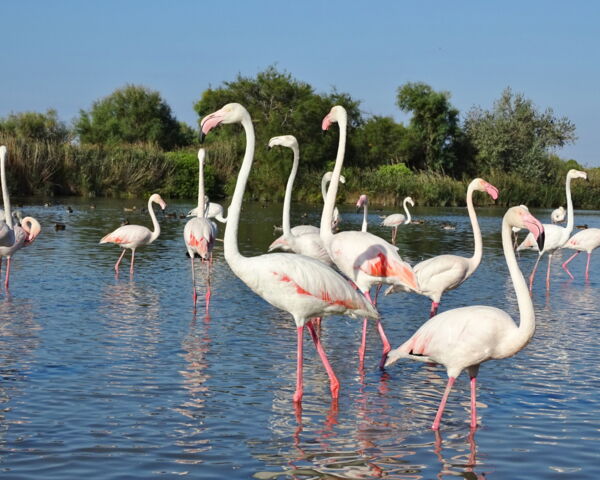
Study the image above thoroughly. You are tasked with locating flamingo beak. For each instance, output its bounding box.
[523,213,545,251]
[321,112,332,132]
[485,183,499,201]
[199,110,225,143]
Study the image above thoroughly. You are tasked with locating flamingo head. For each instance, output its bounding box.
[200,103,249,142]
[404,196,415,207]
[473,178,499,200]
[321,105,347,131]
[356,194,368,211]
[323,171,345,184]
[21,217,41,245]
[509,206,545,251]
[268,135,298,150]
[149,193,167,210]
[567,169,588,181]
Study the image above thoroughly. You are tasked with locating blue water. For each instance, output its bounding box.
[0,198,599,479]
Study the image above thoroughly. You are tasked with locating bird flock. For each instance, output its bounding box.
[0,102,596,432]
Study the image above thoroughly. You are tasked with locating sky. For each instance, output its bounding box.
[1,1,598,166]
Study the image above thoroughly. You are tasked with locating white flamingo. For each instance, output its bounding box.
[561,228,600,281]
[386,178,499,318]
[320,105,418,369]
[381,196,415,244]
[188,199,227,223]
[385,205,545,430]
[269,171,345,252]
[200,103,377,403]
[100,193,167,275]
[0,146,42,289]
[184,149,217,308]
[551,206,566,224]
[267,135,332,265]
[517,169,587,291]
[356,194,369,232]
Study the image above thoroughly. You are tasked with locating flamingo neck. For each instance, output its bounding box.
[0,149,13,228]
[361,199,368,232]
[403,198,412,224]
[148,197,161,243]
[196,157,205,218]
[564,174,575,236]
[466,183,482,270]
[282,144,300,239]
[320,175,329,204]
[501,216,536,356]
[224,113,255,263]
[320,116,347,244]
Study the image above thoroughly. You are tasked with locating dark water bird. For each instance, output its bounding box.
[66,206,73,213]
[55,223,66,231]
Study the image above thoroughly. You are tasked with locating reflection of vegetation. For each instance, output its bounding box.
[1,67,596,207]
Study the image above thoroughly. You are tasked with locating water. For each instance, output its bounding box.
[1,198,599,479]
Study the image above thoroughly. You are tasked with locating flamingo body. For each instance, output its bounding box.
[561,228,600,280]
[381,197,414,244]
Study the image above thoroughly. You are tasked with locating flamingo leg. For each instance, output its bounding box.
[114,248,127,274]
[373,283,382,306]
[470,376,477,429]
[358,317,368,368]
[529,254,543,292]
[432,376,455,430]
[561,251,579,280]
[306,321,339,399]
[392,227,397,245]
[545,253,553,290]
[4,257,11,290]
[363,291,390,369]
[205,255,211,311]
[430,301,440,318]
[585,252,592,281]
[293,326,304,403]
[190,256,197,306]
[130,249,136,275]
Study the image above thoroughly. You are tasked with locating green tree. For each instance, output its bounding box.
[396,82,463,174]
[464,87,577,180]
[0,109,71,143]
[75,84,191,150]
[352,115,410,167]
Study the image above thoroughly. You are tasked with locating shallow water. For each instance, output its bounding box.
[1,198,599,479]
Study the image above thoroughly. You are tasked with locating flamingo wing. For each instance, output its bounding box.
[382,214,406,227]
[565,228,600,251]
[414,255,471,296]
[100,225,152,247]
[184,217,216,259]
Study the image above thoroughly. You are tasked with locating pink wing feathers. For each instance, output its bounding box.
[100,225,152,247]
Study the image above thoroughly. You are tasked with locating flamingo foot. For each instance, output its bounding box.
[429,302,440,318]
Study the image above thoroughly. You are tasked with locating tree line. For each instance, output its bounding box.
[1,66,596,207]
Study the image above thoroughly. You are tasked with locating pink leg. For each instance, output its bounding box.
[293,326,304,403]
[114,249,127,274]
[470,376,477,429]
[358,317,367,369]
[373,283,382,306]
[307,321,339,399]
[130,249,136,275]
[205,256,211,309]
[363,291,390,369]
[392,227,397,245]
[561,251,579,280]
[545,254,553,290]
[190,256,197,306]
[4,257,11,290]
[432,376,455,430]
[430,301,440,318]
[585,252,592,281]
[529,255,542,292]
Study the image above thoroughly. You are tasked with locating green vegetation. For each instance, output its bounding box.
[1,68,598,208]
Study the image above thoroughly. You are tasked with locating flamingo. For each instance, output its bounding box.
[184,149,217,308]
[551,206,566,224]
[356,194,369,232]
[385,205,545,430]
[0,146,42,289]
[100,193,167,275]
[386,178,499,318]
[267,135,332,265]
[188,199,227,223]
[517,169,587,291]
[561,228,600,281]
[381,196,415,244]
[320,105,418,369]
[268,171,345,252]
[200,103,377,403]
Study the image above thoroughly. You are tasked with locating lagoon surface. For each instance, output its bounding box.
[1,198,599,479]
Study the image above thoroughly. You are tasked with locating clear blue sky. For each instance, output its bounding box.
[2,1,598,166]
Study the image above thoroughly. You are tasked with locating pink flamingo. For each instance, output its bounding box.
[386,178,499,318]
[269,171,345,253]
[385,205,545,430]
[561,228,600,281]
[100,193,166,275]
[517,169,587,291]
[267,135,332,265]
[0,146,42,289]
[320,105,418,369]
[381,196,414,244]
[200,103,377,403]
[184,149,217,308]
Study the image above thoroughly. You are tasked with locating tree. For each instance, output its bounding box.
[396,82,462,174]
[75,84,190,150]
[352,115,412,167]
[464,87,577,180]
[0,109,71,143]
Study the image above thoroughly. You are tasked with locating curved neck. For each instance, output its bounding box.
[282,144,300,238]
[466,184,482,268]
[361,200,368,232]
[196,157,205,217]
[0,150,12,228]
[148,197,161,243]
[564,175,575,235]
[320,117,347,243]
[224,114,255,262]
[320,176,329,203]
[501,217,535,355]
[403,198,412,224]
